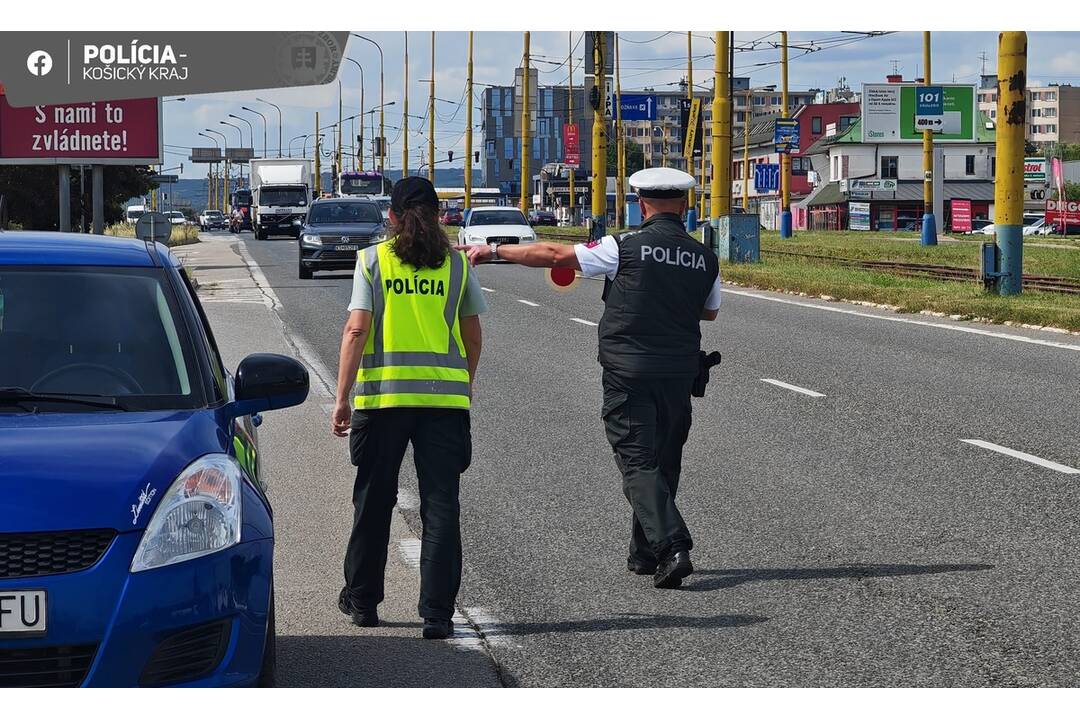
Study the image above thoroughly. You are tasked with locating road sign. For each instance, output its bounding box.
[225,147,255,162]
[150,174,178,183]
[862,83,976,142]
[679,98,703,159]
[190,147,222,163]
[753,163,780,192]
[774,119,799,154]
[584,32,615,76]
[950,199,972,232]
[134,211,172,244]
[615,94,657,121]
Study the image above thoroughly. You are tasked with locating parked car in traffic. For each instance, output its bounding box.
[440,208,464,226]
[298,197,386,279]
[528,210,557,226]
[458,207,537,250]
[164,211,187,226]
[0,231,309,686]
[198,210,226,231]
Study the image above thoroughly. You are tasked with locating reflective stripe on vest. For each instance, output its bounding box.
[354,241,471,410]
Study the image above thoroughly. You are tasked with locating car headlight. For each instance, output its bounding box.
[130,454,243,573]
[302,233,322,245]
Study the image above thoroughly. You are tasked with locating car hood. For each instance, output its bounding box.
[0,409,229,533]
[303,222,384,237]
[463,224,533,239]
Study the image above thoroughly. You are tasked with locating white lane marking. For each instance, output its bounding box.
[960,439,1080,475]
[516,299,540,307]
[397,538,422,569]
[760,378,826,398]
[396,489,419,511]
[481,287,495,293]
[571,317,598,327]
[235,242,335,398]
[723,287,1080,353]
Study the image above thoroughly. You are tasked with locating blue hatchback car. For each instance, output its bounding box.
[0,232,309,687]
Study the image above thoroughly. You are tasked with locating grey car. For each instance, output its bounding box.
[298,197,386,279]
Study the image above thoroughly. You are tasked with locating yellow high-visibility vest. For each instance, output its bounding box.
[354,240,471,410]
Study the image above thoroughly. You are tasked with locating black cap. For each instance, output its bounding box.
[390,176,439,215]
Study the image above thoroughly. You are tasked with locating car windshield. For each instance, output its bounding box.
[1023,216,1043,226]
[470,210,527,226]
[166,212,184,219]
[260,188,308,207]
[340,174,392,195]
[205,211,223,218]
[0,267,203,412]
[308,202,382,224]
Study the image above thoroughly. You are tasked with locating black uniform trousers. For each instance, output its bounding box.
[343,407,471,620]
[601,369,694,566]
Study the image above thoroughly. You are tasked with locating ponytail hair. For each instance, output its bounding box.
[389,204,451,270]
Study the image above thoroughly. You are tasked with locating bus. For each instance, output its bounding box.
[338,171,393,197]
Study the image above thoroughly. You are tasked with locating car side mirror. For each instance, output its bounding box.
[223,353,309,419]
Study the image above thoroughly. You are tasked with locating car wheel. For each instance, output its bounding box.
[257,582,276,687]
[298,257,313,279]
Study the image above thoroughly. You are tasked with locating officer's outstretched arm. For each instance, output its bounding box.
[463,241,580,270]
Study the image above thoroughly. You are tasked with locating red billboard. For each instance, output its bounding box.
[563,123,579,168]
[950,199,972,233]
[0,91,161,165]
[1045,199,1080,229]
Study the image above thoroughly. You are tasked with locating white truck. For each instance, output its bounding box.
[249,158,314,240]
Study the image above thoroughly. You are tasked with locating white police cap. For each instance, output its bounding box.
[629,167,697,198]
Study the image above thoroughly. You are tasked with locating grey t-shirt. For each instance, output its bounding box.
[348,247,488,316]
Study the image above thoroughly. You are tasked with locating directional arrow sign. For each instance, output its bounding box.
[915,110,961,134]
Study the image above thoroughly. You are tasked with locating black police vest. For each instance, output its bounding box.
[598,213,719,378]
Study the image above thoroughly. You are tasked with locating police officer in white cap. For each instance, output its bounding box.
[462,167,721,589]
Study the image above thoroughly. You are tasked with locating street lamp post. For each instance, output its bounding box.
[221,120,246,185]
[205,128,229,210]
[255,98,283,157]
[344,58,366,172]
[241,106,268,158]
[352,34,385,174]
[198,131,220,210]
[740,84,775,211]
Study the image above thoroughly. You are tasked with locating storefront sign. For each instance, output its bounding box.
[950,199,972,233]
[849,201,871,231]
[563,123,580,167]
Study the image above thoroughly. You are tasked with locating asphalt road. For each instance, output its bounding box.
[229,229,1080,687]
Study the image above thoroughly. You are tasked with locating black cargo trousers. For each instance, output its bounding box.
[343,407,472,620]
[601,369,694,567]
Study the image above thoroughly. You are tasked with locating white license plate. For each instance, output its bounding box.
[0,590,47,634]
[334,244,359,252]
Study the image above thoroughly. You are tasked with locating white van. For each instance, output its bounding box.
[125,205,146,224]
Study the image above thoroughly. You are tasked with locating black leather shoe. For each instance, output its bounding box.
[627,559,657,575]
[653,550,693,589]
[338,588,379,627]
[422,618,454,640]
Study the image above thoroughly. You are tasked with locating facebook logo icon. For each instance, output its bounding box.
[26,50,53,77]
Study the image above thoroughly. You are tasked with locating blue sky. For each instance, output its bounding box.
[164,31,1080,179]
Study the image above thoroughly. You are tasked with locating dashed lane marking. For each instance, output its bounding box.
[516,299,540,307]
[571,317,598,327]
[960,439,1080,475]
[761,378,826,398]
[481,287,495,293]
[723,287,1080,354]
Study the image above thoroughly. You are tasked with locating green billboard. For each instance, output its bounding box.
[862,83,977,143]
[899,84,975,141]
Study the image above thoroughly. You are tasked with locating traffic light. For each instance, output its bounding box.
[448,150,454,163]
[474,151,480,162]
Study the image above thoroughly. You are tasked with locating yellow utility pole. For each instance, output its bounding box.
[779,31,792,238]
[920,31,937,245]
[429,31,436,184]
[222,159,229,212]
[402,32,409,176]
[615,33,625,230]
[995,31,1027,296]
[590,31,607,239]
[207,166,213,210]
[568,31,575,225]
[686,31,696,230]
[711,31,731,223]
[314,112,321,197]
[520,31,531,214]
[464,31,474,216]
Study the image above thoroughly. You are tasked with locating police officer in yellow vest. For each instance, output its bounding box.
[332,177,486,640]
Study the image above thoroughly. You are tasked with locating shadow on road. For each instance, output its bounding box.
[276,633,501,687]
[482,613,768,638]
[682,563,994,592]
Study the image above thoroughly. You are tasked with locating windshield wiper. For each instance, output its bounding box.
[0,387,126,410]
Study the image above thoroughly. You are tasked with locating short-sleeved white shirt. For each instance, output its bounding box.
[574,235,722,310]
